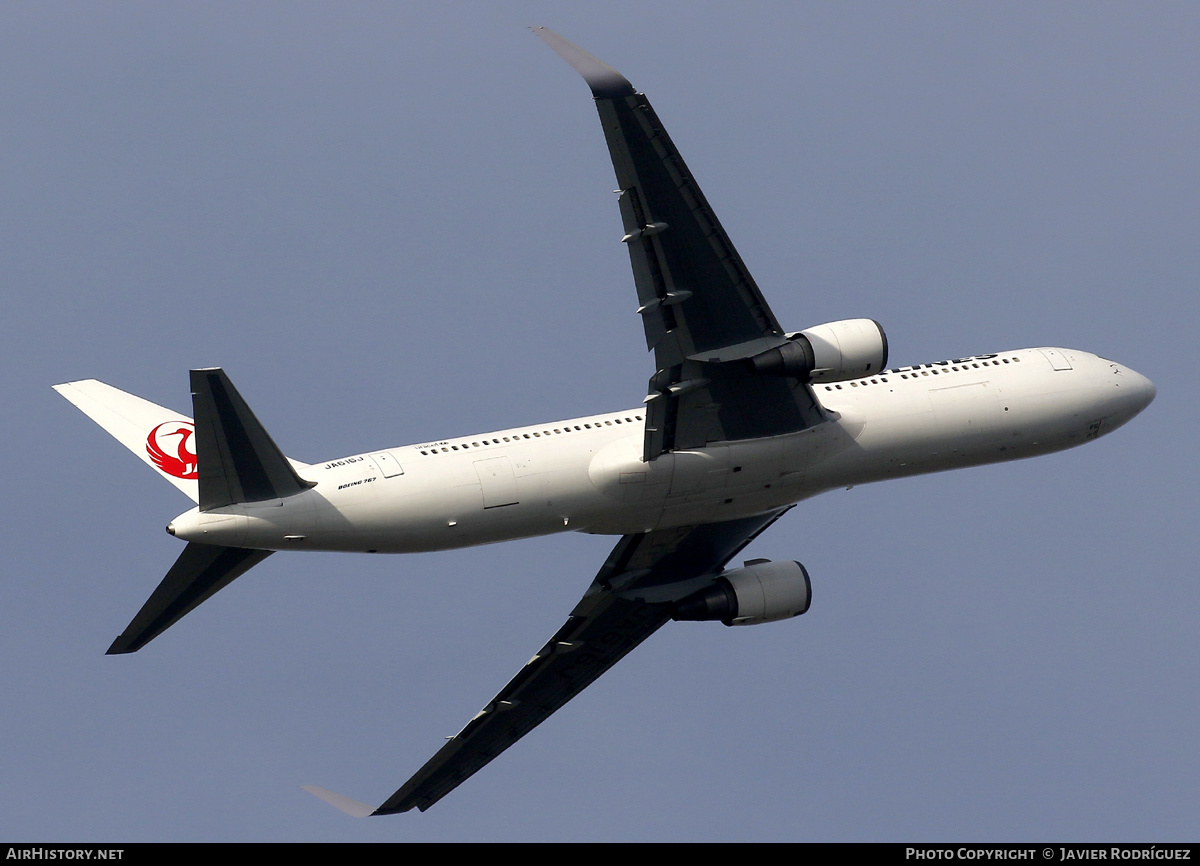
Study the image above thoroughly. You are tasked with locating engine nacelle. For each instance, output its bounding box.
[747,318,888,383]
[673,559,812,626]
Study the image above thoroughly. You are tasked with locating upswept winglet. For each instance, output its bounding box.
[300,786,376,818]
[531,26,634,98]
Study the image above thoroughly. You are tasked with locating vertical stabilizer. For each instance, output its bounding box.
[53,380,200,502]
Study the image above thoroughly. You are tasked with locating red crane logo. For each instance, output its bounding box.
[146,422,198,480]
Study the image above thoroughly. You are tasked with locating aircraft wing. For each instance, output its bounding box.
[356,509,791,814]
[535,28,823,460]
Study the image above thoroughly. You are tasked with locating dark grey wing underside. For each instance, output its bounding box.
[373,508,790,814]
[534,27,822,460]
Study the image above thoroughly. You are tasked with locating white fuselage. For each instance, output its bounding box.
[168,347,1155,554]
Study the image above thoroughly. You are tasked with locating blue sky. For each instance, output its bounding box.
[2,2,1196,841]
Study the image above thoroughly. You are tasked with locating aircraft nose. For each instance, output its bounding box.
[1128,369,1156,414]
[1104,361,1155,428]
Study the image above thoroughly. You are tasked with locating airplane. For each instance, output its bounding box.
[53,27,1155,816]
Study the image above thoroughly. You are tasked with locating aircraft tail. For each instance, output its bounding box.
[56,369,316,653]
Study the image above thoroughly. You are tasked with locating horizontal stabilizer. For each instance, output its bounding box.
[190,368,313,510]
[107,542,273,654]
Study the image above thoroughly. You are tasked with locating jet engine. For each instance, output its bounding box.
[673,559,811,626]
[747,318,887,383]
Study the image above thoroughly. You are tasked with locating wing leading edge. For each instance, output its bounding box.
[534,27,823,460]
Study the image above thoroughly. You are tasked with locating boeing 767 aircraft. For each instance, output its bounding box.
[54,29,1154,815]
